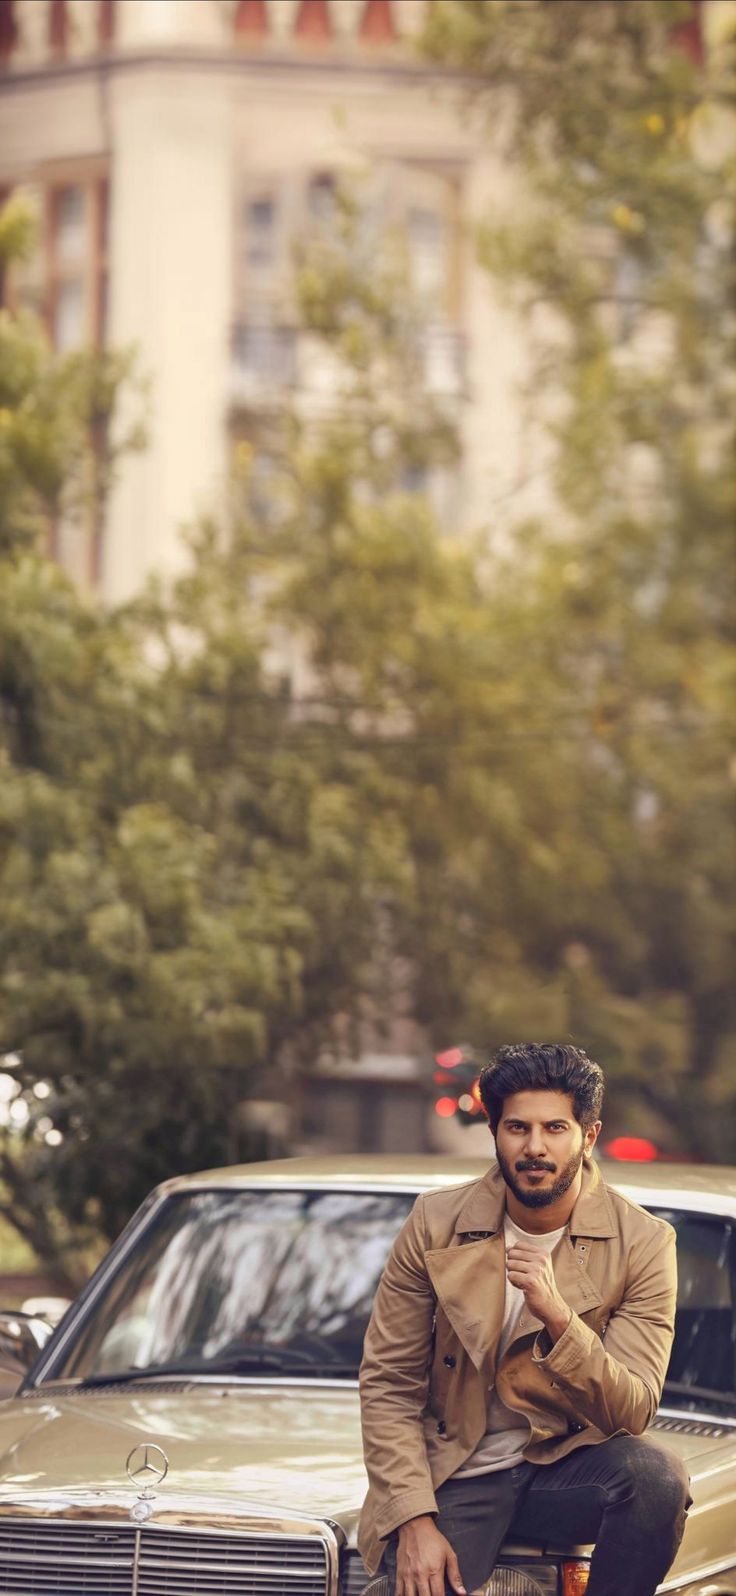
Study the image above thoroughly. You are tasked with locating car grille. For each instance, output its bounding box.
[0,1521,330,1596]
[0,1521,134,1594]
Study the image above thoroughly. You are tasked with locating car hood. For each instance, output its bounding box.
[0,1386,731,1545]
[0,1382,367,1537]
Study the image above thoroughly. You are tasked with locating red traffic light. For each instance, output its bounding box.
[434,1096,458,1118]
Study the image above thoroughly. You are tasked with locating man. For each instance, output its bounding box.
[358,1042,690,1596]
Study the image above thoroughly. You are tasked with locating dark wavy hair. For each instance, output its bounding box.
[478,1042,604,1134]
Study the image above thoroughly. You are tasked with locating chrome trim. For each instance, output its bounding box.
[131,1523,142,1588]
[0,1500,340,1596]
[28,1193,171,1386]
[126,1442,169,1491]
[0,1492,342,1535]
[657,1551,736,1591]
[26,1374,360,1397]
[614,1186,736,1221]
[319,1516,344,1596]
[655,1405,736,1432]
[161,1180,434,1196]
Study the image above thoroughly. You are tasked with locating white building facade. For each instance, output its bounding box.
[3,0,719,600]
[0,0,539,599]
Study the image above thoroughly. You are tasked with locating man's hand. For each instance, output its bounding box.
[396,1514,466,1596]
[506,1244,572,1344]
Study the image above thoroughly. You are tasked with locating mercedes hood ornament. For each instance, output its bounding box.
[126,1442,169,1523]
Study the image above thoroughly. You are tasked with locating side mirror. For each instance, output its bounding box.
[20,1295,72,1329]
[0,1310,55,1378]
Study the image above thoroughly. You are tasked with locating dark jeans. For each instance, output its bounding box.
[382,1436,691,1596]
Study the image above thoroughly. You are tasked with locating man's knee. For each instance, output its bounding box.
[609,1436,691,1520]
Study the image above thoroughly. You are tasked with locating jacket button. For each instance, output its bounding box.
[437,1420,447,1436]
[443,1355,456,1369]
[568,1420,585,1435]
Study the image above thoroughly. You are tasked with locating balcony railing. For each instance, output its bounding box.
[229,324,298,406]
[229,321,466,410]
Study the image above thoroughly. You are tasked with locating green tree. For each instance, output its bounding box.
[420,0,736,1156]
[2,0,734,1284]
[132,196,472,1072]
[1,191,492,1275]
[156,201,612,1090]
[0,205,307,1276]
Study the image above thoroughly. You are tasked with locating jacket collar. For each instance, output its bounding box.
[454,1154,617,1240]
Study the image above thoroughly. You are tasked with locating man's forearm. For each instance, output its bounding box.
[540,1301,573,1345]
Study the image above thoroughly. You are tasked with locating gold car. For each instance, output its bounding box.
[0,1155,734,1596]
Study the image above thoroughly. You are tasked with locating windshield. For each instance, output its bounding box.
[41,1189,735,1408]
[650,1208,735,1409]
[48,1188,416,1382]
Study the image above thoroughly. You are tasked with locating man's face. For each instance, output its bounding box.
[494,1089,599,1209]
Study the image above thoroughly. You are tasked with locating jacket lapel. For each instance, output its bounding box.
[425,1167,505,1374]
[425,1160,611,1366]
[426,1233,506,1375]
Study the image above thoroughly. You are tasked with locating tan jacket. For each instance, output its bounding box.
[358,1159,676,1573]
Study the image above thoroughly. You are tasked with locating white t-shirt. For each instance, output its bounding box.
[454,1213,567,1477]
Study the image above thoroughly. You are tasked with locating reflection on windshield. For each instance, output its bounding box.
[53,1190,415,1381]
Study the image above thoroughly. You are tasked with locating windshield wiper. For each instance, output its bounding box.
[75,1350,358,1387]
[209,1356,357,1376]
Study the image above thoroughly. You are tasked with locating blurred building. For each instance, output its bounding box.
[0,0,536,597]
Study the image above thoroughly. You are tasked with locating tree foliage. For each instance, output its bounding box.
[0,207,307,1277]
[1,0,734,1282]
[421,0,736,1156]
[0,196,487,1275]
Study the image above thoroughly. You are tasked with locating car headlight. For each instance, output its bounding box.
[481,1560,591,1596]
[342,1552,590,1596]
[482,1564,557,1595]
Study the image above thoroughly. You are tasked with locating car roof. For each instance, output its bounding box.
[160,1154,736,1215]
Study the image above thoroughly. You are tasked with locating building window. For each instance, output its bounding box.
[55,184,86,265]
[231,322,297,403]
[50,185,86,349]
[0,0,17,67]
[407,206,447,298]
[48,178,108,351]
[53,277,85,350]
[246,195,277,270]
[307,172,336,223]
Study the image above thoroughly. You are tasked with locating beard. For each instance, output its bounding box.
[496,1143,585,1208]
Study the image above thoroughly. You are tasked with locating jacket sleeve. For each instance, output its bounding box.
[532,1219,677,1435]
[359,1194,439,1538]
